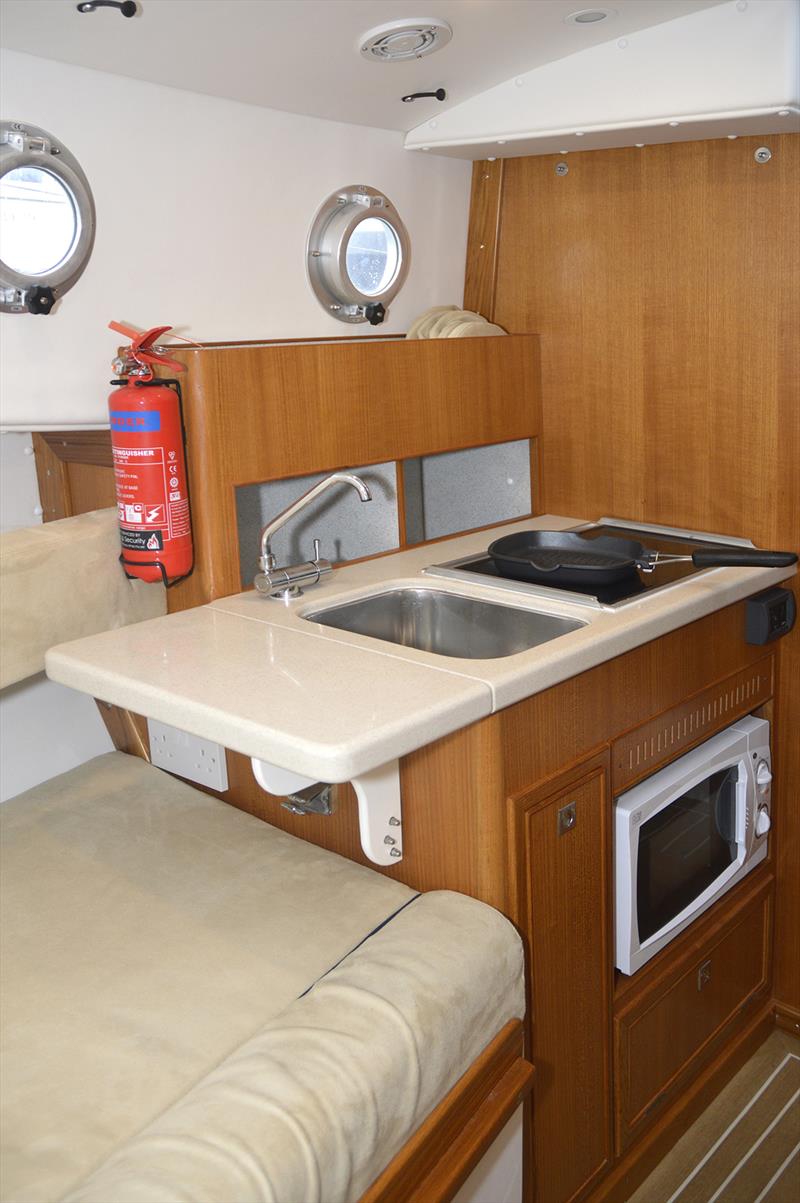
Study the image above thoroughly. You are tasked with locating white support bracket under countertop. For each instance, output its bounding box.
[250,757,403,866]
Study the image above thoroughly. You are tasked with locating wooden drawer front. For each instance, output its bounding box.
[612,656,774,792]
[511,752,612,1203]
[615,886,771,1151]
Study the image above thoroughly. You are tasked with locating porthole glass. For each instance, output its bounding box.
[0,167,79,275]
[307,184,410,325]
[1,121,96,314]
[345,217,400,296]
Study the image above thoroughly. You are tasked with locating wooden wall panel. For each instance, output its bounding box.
[467,132,800,1016]
[163,334,542,609]
[490,135,799,550]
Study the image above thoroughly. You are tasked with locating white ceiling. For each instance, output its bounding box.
[0,0,726,132]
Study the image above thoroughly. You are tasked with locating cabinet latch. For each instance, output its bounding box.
[558,801,577,835]
[697,959,712,991]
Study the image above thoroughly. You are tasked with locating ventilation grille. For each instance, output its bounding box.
[612,658,774,791]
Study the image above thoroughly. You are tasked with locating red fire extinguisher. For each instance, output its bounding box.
[108,322,194,586]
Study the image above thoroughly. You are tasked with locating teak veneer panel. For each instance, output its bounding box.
[510,751,613,1203]
[32,432,117,522]
[163,334,542,609]
[614,874,772,1152]
[612,658,774,792]
[468,131,800,1014]
[501,604,773,798]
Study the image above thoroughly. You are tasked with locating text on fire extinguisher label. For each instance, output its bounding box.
[110,410,162,432]
[120,529,164,552]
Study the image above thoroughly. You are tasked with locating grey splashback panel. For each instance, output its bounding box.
[404,440,532,543]
[236,463,399,588]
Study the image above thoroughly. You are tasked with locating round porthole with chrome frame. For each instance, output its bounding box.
[307,184,410,325]
[0,121,96,314]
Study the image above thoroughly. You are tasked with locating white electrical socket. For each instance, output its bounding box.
[147,719,229,791]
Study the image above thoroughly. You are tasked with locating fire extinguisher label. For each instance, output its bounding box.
[112,443,186,542]
[110,410,162,432]
[120,528,164,552]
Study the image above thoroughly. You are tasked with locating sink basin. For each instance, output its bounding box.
[303,587,586,659]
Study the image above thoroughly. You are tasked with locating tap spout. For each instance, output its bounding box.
[258,471,372,573]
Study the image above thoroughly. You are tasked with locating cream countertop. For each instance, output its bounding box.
[45,514,796,783]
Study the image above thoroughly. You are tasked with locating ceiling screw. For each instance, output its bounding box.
[555,162,569,176]
[754,146,772,164]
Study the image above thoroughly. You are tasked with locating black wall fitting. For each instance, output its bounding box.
[402,88,446,103]
[77,1,137,16]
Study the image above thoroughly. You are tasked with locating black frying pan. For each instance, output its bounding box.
[488,531,797,589]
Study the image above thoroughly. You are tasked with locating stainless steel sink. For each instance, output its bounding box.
[303,588,586,659]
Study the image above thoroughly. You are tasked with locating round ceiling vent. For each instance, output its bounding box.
[359,18,452,62]
[565,8,617,23]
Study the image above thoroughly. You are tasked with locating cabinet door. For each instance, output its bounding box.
[510,750,612,1203]
[614,875,772,1151]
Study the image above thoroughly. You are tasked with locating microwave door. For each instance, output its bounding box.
[636,764,742,948]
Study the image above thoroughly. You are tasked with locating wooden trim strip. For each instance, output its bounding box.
[39,431,113,468]
[360,1019,534,1203]
[32,432,72,521]
[463,159,505,321]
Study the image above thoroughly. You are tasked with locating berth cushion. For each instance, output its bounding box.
[0,509,165,690]
[0,752,525,1203]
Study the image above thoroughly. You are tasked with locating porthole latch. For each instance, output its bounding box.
[365,303,386,326]
[25,286,56,315]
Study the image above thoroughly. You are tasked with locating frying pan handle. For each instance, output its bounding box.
[692,549,798,569]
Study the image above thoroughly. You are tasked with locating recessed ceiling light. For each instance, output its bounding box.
[565,8,617,24]
[359,18,452,62]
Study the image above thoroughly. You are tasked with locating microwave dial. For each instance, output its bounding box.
[755,804,771,838]
[755,758,772,801]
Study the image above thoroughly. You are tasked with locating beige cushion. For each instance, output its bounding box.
[0,509,166,690]
[0,753,416,1203]
[65,891,524,1203]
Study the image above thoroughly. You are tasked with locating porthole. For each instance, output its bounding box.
[0,121,96,314]
[307,184,410,325]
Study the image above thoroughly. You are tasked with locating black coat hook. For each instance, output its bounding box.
[77,1,138,15]
[402,88,446,103]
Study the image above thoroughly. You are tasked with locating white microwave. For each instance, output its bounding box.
[615,716,771,976]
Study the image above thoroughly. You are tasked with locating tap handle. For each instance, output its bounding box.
[313,538,322,564]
